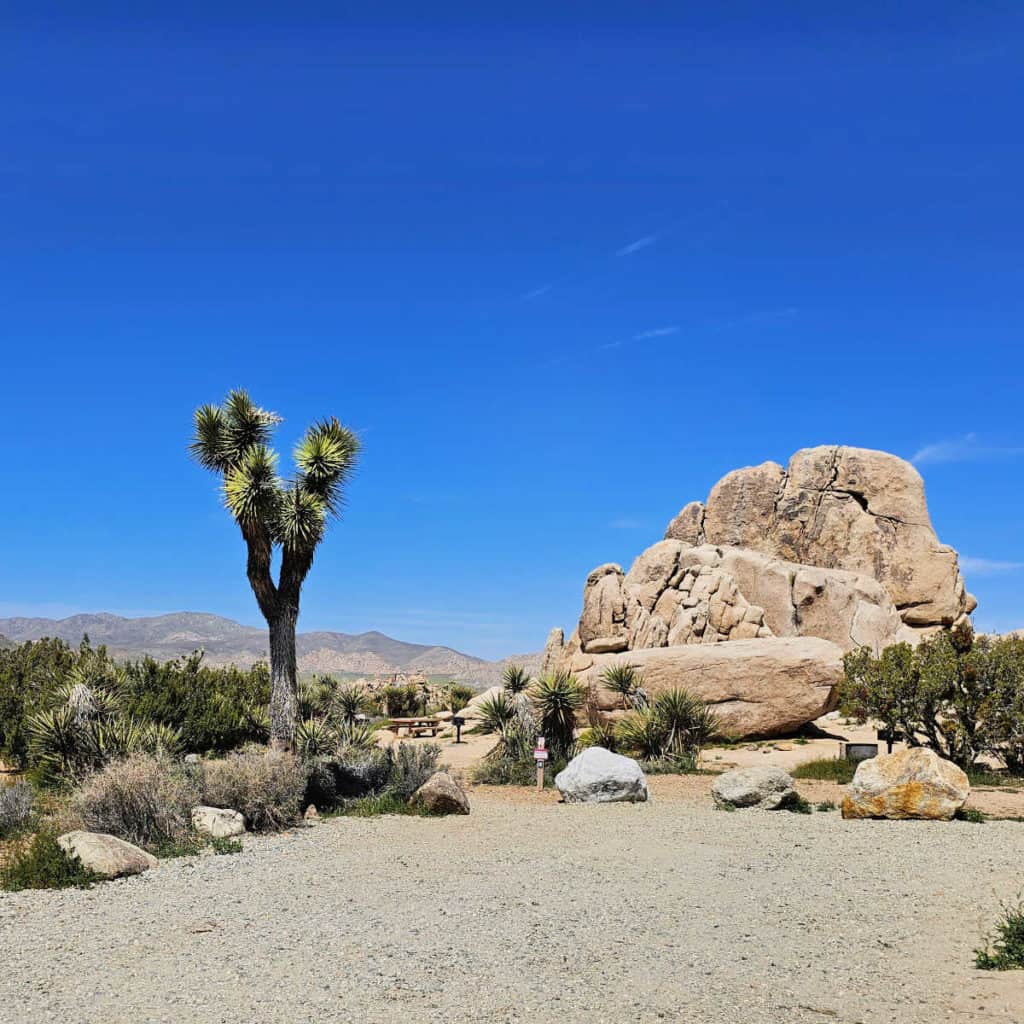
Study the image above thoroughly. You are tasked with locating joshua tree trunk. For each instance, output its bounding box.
[267,605,298,750]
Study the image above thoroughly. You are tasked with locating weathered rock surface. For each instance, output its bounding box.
[570,637,843,739]
[540,627,565,677]
[668,446,975,633]
[191,806,247,839]
[555,747,649,804]
[711,766,797,809]
[413,771,470,815]
[841,748,970,820]
[57,831,158,878]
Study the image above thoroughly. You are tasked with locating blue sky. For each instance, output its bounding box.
[1,4,1022,658]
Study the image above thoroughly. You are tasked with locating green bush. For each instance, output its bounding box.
[976,898,1024,970]
[201,748,306,831]
[791,757,855,783]
[470,756,567,787]
[446,682,476,712]
[840,631,1024,771]
[0,831,101,891]
[338,793,430,817]
[72,753,200,851]
[956,807,988,823]
[385,743,442,802]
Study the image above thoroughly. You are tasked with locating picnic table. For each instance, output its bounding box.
[387,716,442,738]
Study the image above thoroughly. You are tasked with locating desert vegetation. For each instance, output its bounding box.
[840,628,1024,773]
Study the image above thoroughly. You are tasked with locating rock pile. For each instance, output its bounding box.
[548,446,974,738]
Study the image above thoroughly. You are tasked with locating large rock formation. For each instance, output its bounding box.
[665,446,975,632]
[551,446,974,738]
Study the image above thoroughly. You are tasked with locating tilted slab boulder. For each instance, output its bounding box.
[841,747,969,820]
[57,831,158,879]
[569,637,843,739]
[413,771,470,815]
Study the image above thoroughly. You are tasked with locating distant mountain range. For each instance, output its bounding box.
[0,612,541,686]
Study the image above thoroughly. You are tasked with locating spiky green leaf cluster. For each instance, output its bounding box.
[191,391,360,555]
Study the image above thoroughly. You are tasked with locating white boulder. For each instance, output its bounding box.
[191,805,247,838]
[555,747,649,804]
[711,766,797,810]
[57,831,158,878]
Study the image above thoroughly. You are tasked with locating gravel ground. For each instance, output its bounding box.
[2,785,1024,1024]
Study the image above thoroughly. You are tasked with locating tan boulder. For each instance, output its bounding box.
[578,564,630,653]
[841,748,969,820]
[57,831,158,879]
[570,637,842,739]
[412,771,470,815]
[664,500,706,545]
[455,685,504,721]
[688,445,975,632]
[540,628,565,677]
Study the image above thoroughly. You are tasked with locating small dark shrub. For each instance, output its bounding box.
[0,781,35,837]
[0,831,101,891]
[976,898,1024,970]
[201,748,305,831]
[956,806,988,823]
[791,757,855,784]
[780,793,813,814]
[815,800,836,812]
[73,753,200,851]
[339,793,430,817]
[304,751,391,809]
[210,835,243,855]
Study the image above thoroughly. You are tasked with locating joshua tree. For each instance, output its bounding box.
[190,390,359,749]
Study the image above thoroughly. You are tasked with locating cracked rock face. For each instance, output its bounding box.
[665,445,975,632]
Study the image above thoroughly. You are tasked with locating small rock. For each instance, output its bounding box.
[412,772,470,815]
[304,805,320,825]
[191,806,247,838]
[57,831,158,878]
[555,747,649,804]
[711,767,796,810]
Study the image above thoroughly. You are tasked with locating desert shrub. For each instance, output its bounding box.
[73,753,200,850]
[781,793,813,814]
[615,687,722,770]
[815,800,836,812]
[0,781,35,837]
[304,749,391,809]
[0,830,101,891]
[840,631,1024,771]
[578,721,618,752]
[119,652,270,754]
[339,792,431,817]
[201,748,305,831]
[378,684,423,717]
[502,664,531,695]
[446,682,476,712]
[976,898,1024,970]
[791,757,856,783]
[956,806,988,823]
[384,743,442,802]
[470,756,567,787]
[295,717,338,759]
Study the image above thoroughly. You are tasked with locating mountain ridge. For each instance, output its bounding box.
[0,612,541,685]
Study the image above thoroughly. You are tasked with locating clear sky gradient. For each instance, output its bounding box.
[2,4,1022,658]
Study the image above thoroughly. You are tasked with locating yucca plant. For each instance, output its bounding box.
[600,662,642,710]
[502,664,531,695]
[335,720,377,757]
[190,390,360,749]
[614,709,666,761]
[295,717,338,759]
[530,673,584,761]
[445,683,475,713]
[332,683,371,726]
[475,692,516,734]
[581,719,618,752]
[615,687,722,769]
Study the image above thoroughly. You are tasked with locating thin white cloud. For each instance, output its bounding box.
[959,556,1024,577]
[616,235,656,256]
[911,433,1024,466]
[633,326,678,340]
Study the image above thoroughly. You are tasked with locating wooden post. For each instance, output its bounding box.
[536,761,544,791]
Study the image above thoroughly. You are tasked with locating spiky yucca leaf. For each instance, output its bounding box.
[189,404,229,470]
[294,419,360,515]
[272,484,326,550]
[502,664,530,695]
[332,683,371,726]
[475,691,516,734]
[530,673,584,760]
[223,445,280,524]
[600,662,642,708]
[336,720,377,756]
[138,721,184,757]
[295,717,338,759]
[222,389,280,460]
